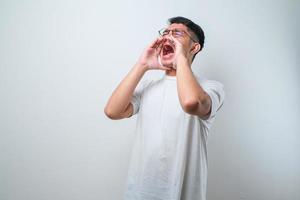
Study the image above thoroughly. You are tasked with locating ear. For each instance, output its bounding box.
[190,43,201,55]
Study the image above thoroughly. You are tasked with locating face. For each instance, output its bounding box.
[159,23,196,68]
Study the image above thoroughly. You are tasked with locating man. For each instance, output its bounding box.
[104,16,225,200]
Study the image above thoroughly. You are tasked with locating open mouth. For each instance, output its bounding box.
[162,44,175,57]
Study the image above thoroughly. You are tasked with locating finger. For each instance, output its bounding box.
[172,36,184,48]
[163,35,173,43]
[149,38,163,48]
[149,38,160,48]
[156,37,166,49]
[150,37,165,48]
[170,35,179,45]
[156,42,164,55]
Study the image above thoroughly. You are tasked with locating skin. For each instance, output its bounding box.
[104,23,212,120]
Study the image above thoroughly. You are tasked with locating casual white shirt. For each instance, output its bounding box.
[124,73,225,200]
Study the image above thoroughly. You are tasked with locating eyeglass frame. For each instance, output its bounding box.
[158,28,199,43]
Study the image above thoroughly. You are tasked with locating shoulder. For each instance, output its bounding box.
[195,75,225,94]
[140,76,165,89]
[195,75,226,119]
[195,74,222,86]
[134,77,163,95]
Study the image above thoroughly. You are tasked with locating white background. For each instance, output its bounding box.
[0,0,299,199]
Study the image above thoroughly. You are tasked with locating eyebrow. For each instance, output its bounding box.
[165,28,184,32]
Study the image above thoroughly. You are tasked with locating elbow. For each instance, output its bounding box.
[104,106,118,120]
[181,95,211,116]
[182,99,199,113]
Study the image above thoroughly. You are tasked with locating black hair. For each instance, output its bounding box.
[168,16,205,60]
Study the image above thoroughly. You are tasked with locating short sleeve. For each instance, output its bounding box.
[201,79,225,120]
[130,79,152,116]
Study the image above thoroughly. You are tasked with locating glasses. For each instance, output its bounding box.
[158,28,198,43]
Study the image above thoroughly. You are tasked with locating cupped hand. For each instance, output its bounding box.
[168,35,191,67]
[138,37,172,71]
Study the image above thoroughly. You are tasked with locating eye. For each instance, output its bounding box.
[173,30,184,37]
[162,30,169,36]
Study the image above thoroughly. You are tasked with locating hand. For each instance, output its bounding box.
[169,35,191,68]
[137,37,172,71]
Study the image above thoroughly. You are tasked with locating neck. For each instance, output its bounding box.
[165,58,192,76]
[165,68,176,76]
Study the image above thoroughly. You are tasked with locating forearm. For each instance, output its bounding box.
[104,63,147,117]
[176,56,207,108]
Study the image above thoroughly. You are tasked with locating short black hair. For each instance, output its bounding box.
[168,16,205,60]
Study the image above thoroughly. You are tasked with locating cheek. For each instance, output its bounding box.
[187,43,196,53]
[181,44,192,53]
[181,40,193,50]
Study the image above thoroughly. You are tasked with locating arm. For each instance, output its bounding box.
[104,63,147,120]
[176,55,211,120]
[169,35,211,120]
[104,37,171,120]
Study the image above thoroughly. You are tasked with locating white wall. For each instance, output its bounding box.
[0,0,299,199]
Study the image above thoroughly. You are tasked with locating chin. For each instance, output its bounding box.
[162,62,173,68]
[161,57,175,68]
[162,62,176,70]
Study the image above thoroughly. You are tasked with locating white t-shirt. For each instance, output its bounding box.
[124,73,225,200]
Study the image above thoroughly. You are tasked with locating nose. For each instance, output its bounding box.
[162,35,174,45]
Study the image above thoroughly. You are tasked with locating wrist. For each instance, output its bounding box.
[134,62,148,73]
[177,54,189,64]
